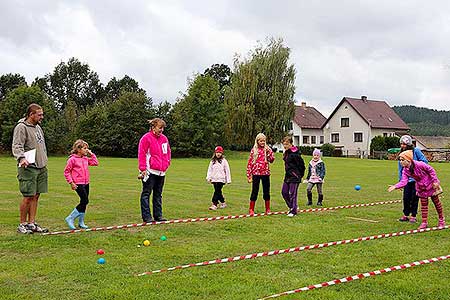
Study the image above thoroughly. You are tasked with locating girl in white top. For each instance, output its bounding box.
[206,146,231,210]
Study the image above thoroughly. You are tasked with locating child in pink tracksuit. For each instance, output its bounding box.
[246,133,275,215]
[63,140,99,230]
[206,146,231,210]
[388,150,445,229]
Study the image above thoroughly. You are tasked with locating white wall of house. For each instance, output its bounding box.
[272,122,325,152]
[323,103,370,156]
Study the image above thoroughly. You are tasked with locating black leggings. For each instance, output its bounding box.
[212,182,225,205]
[75,184,89,213]
[250,175,270,201]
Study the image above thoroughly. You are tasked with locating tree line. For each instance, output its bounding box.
[393,105,450,136]
[0,38,296,157]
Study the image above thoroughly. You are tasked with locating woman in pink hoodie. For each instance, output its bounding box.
[63,140,99,230]
[246,133,275,215]
[206,146,231,210]
[138,118,171,222]
[388,150,445,229]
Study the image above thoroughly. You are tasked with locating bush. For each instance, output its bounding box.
[321,143,335,157]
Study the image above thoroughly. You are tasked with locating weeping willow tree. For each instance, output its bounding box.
[224,37,296,147]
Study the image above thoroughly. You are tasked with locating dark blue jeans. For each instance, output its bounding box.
[403,181,419,217]
[140,174,165,222]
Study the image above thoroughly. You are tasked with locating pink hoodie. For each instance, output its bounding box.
[206,158,231,184]
[395,160,440,198]
[138,131,171,174]
[64,153,99,184]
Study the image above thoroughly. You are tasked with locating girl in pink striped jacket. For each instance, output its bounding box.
[246,133,275,215]
[206,146,231,210]
[388,150,445,229]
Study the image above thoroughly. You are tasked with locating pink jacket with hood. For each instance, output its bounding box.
[206,158,232,184]
[138,131,171,175]
[64,153,99,184]
[395,160,440,198]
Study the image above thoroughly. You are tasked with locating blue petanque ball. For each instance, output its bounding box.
[354,185,361,191]
[97,258,106,264]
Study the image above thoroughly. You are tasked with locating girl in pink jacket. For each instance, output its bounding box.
[246,133,275,215]
[388,150,445,229]
[206,146,231,210]
[63,140,99,230]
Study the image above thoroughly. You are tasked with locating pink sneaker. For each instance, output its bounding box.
[438,219,446,227]
[409,217,417,223]
[219,203,227,209]
[398,215,409,222]
[418,222,428,230]
[209,204,217,210]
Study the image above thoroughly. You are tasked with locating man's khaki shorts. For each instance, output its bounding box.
[17,167,48,197]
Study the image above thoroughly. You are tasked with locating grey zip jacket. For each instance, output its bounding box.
[12,118,48,168]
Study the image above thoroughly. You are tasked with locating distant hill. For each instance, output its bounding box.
[393,105,450,136]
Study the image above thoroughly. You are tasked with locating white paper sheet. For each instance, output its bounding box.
[24,149,36,164]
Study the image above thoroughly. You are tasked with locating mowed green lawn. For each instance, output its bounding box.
[1,153,449,300]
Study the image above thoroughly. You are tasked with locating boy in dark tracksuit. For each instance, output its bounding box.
[281,136,305,217]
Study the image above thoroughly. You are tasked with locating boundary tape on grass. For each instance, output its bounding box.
[258,254,450,299]
[43,199,401,236]
[136,225,448,276]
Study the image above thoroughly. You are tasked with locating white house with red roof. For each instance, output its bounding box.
[321,96,410,157]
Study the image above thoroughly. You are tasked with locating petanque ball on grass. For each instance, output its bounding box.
[97,258,105,264]
[355,185,361,191]
[160,235,167,241]
[96,249,105,255]
[143,240,150,246]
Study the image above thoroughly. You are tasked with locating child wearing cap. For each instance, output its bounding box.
[206,146,231,210]
[388,150,445,229]
[306,148,326,206]
[397,135,428,223]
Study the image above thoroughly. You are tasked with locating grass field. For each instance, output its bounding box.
[1,152,450,300]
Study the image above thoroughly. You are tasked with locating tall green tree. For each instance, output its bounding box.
[0,73,27,101]
[0,85,64,153]
[104,75,145,101]
[75,91,154,157]
[33,57,104,112]
[171,75,223,157]
[224,38,296,146]
[203,64,232,98]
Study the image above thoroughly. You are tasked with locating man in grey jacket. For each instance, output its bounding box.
[12,103,49,234]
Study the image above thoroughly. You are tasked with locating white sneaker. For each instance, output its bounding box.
[209,204,218,210]
[219,203,227,209]
[287,213,295,217]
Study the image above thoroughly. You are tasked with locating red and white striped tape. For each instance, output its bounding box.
[258,254,450,299]
[136,225,448,276]
[43,199,401,236]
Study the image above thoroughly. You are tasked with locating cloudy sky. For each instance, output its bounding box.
[1,0,449,116]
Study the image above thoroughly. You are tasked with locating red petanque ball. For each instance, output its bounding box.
[97,249,105,255]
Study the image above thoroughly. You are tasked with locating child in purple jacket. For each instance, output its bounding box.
[388,150,445,229]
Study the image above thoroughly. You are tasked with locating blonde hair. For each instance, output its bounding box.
[252,133,267,163]
[148,118,166,130]
[70,139,89,155]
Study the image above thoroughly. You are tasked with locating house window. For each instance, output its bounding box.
[287,121,293,131]
[331,133,339,143]
[303,136,309,144]
[354,132,363,142]
[341,117,349,127]
[311,136,316,144]
[383,133,388,137]
[320,136,324,144]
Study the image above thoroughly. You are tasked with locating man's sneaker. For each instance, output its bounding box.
[17,223,33,234]
[409,217,417,223]
[418,222,428,230]
[398,215,409,222]
[219,203,227,209]
[209,204,218,210]
[27,223,49,233]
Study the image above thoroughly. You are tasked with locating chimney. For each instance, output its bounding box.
[301,101,306,108]
[361,95,367,102]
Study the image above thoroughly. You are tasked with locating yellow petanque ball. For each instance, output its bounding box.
[143,240,150,246]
